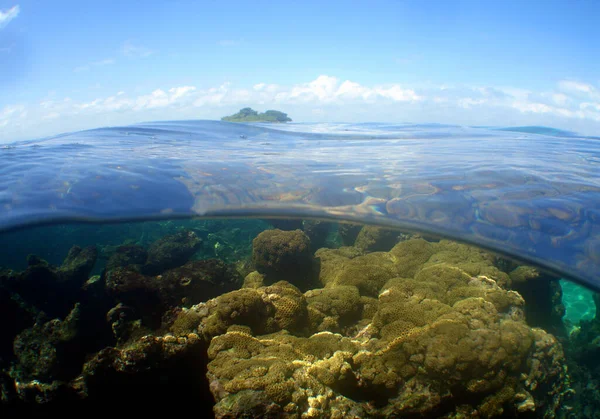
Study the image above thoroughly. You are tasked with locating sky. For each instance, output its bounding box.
[1,0,599,142]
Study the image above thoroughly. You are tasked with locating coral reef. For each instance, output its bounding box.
[104,258,242,328]
[141,229,202,275]
[203,237,572,418]
[195,281,309,339]
[1,245,97,318]
[105,244,148,271]
[252,228,317,289]
[0,222,577,418]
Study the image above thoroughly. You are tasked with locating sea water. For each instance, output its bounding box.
[0,121,599,417]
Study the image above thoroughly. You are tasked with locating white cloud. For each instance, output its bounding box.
[122,41,155,58]
[0,5,19,29]
[558,80,595,94]
[288,75,339,102]
[337,80,373,100]
[169,86,196,101]
[512,101,555,114]
[551,93,569,106]
[3,75,600,142]
[457,98,486,109]
[374,85,420,102]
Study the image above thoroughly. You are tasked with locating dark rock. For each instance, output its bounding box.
[105,244,147,271]
[104,259,242,329]
[12,304,83,383]
[338,222,362,246]
[302,219,333,252]
[142,230,202,275]
[354,225,400,253]
[57,245,98,286]
[4,246,97,319]
[159,259,242,306]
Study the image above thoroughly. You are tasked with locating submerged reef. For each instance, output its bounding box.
[201,236,570,418]
[0,220,582,417]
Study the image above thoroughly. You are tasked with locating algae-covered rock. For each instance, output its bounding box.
[12,304,83,383]
[57,245,98,286]
[206,240,570,418]
[4,246,97,318]
[0,230,573,416]
[105,244,148,271]
[142,229,202,275]
[427,239,511,288]
[196,281,309,339]
[305,285,362,333]
[207,286,568,418]
[159,259,243,305]
[252,228,315,289]
[242,270,265,289]
[104,259,242,329]
[316,249,398,297]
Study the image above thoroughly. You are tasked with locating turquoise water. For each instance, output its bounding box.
[562,279,596,329]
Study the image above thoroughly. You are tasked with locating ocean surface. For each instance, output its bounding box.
[1,120,599,416]
[2,121,599,290]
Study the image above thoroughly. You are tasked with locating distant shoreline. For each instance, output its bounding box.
[221,107,292,123]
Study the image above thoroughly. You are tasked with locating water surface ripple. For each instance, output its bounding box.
[2,121,599,290]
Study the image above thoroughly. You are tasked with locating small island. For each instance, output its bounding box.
[221,107,292,123]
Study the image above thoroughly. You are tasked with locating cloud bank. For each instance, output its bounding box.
[2,75,600,142]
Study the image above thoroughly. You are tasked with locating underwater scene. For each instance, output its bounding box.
[0,121,599,418]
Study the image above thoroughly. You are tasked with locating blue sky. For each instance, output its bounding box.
[1,0,599,142]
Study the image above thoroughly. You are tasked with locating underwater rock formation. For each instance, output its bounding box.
[353,225,401,253]
[12,304,83,384]
[1,245,97,319]
[105,244,148,271]
[104,258,242,329]
[252,228,317,290]
[141,229,202,275]
[194,281,309,339]
[203,237,571,418]
[0,226,576,417]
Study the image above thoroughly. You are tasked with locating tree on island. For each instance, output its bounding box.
[221,107,292,123]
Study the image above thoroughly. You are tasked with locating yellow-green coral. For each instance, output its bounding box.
[197,281,309,340]
[251,228,313,288]
[263,281,308,333]
[203,236,569,418]
[509,265,540,284]
[170,308,203,337]
[242,270,264,288]
[305,285,362,333]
